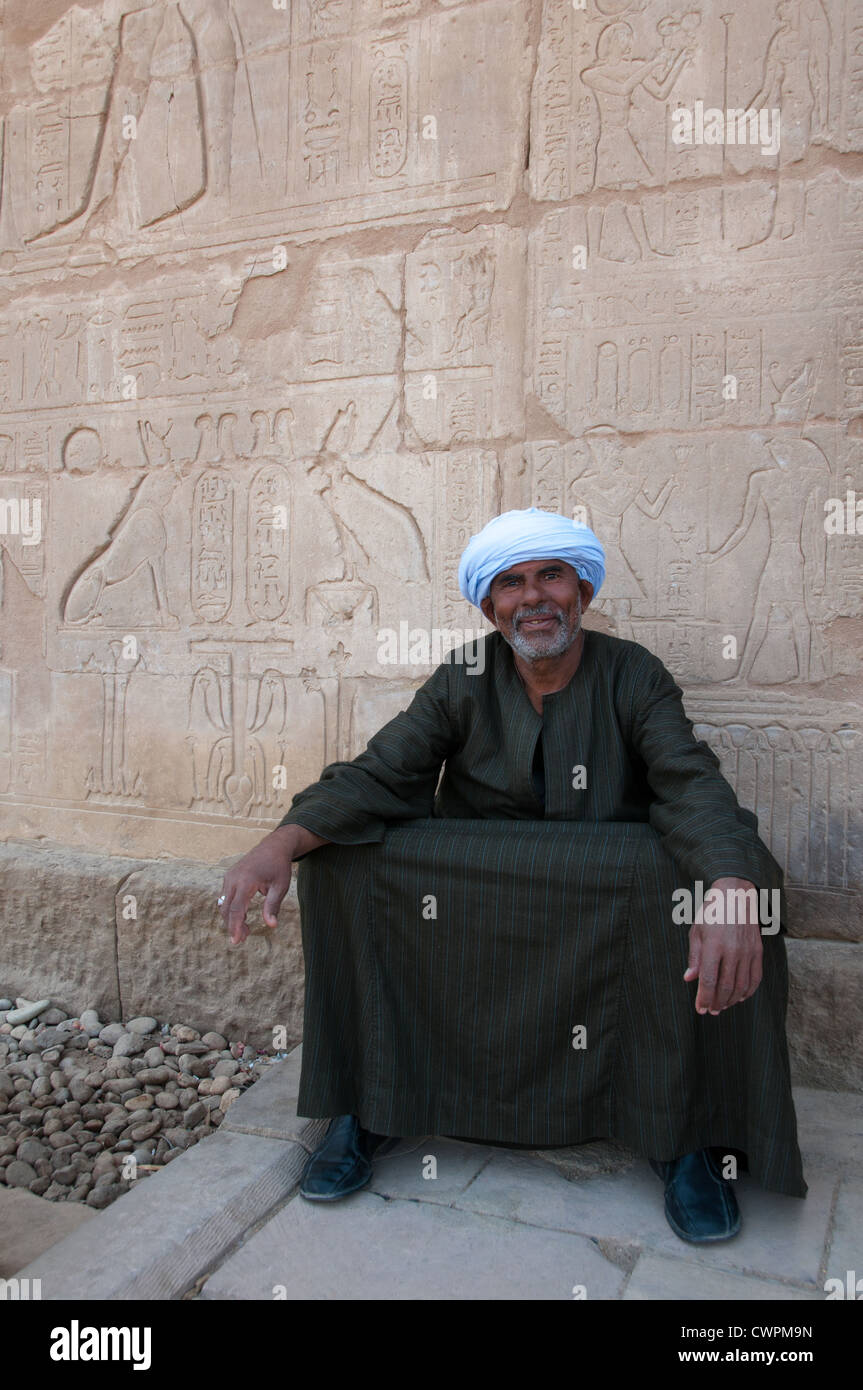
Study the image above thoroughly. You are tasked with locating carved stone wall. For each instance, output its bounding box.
[0,0,861,950]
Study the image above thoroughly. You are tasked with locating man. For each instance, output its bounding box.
[219,508,806,1245]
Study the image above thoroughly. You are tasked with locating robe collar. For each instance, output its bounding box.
[497,627,595,720]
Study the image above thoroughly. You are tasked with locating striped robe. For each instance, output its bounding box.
[278,628,806,1197]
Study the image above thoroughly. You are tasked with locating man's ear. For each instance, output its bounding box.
[579,580,595,611]
[480,595,497,628]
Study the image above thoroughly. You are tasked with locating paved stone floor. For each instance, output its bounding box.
[15,1046,862,1301]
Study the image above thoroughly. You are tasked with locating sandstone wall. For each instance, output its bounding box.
[0,1,861,1039]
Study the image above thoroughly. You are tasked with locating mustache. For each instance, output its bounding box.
[514,607,563,624]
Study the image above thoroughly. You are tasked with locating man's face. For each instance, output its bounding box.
[479,558,594,662]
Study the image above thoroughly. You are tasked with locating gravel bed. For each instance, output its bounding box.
[0,995,287,1211]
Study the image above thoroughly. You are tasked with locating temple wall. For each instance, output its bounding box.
[0,0,861,1039]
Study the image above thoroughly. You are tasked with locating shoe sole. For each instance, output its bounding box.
[299,1171,373,1202]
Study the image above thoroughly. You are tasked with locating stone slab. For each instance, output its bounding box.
[0,842,138,1020]
[14,1129,308,1300]
[200,1189,629,1301]
[823,1180,863,1295]
[793,1087,863,1179]
[452,1152,835,1287]
[787,943,863,1092]
[0,1186,95,1279]
[366,1136,497,1204]
[0,843,304,1049]
[624,1251,825,1302]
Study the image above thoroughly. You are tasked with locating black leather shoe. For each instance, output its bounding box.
[300,1115,392,1201]
[649,1147,741,1243]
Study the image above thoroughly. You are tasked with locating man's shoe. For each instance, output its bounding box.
[649,1147,741,1243]
[300,1115,392,1201]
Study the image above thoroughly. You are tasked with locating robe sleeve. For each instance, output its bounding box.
[625,648,785,910]
[276,659,458,853]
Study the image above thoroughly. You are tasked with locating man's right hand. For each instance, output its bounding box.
[218,824,329,945]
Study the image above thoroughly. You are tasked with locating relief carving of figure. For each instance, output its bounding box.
[706,435,832,683]
[580,18,695,189]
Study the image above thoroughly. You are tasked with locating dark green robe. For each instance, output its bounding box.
[278,629,806,1197]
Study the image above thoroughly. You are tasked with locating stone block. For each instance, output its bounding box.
[787,942,863,1091]
[14,1130,310,1300]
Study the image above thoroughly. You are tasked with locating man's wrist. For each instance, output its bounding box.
[271,823,331,859]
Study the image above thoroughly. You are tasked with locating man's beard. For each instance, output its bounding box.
[496,594,583,661]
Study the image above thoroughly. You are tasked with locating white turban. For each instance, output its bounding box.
[458,507,606,609]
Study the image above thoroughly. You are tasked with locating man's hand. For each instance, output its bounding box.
[684,877,763,1016]
[218,824,330,946]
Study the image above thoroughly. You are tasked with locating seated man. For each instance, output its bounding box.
[219,507,807,1245]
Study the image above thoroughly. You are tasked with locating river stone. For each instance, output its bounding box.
[178,1055,210,1078]
[124,1094,153,1111]
[103,1075,140,1094]
[163,1128,194,1150]
[87,1181,119,1209]
[78,1010,102,1035]
[130,1118,161,1143]
[50,1146,77,1168]
[155,1093,179,1109]
[171,1025,199,1043]
[183,1101,207,1128]
[201,1032,227,1050]
[98,1023,126,1046]
[101,1110,132,1136]
[16,1138,50,1164]
[125,1016,158,1035]
[5,1159,37,1187]
[136,1066,172,1085]
[142,1047,165,1068]
[39,1007,68,1025]
[112,1033,146,1059]
[5,1000,52,1027]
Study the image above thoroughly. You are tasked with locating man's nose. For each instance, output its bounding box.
[521,581,550,609]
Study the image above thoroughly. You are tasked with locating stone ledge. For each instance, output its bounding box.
[221,1043,328,1148]
[12,1043,315,1299]
[0,841,303,1048]
[787,941,863,1092]
[14,1127,308,1299]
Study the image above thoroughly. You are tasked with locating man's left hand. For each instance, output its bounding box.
[684,878,763,1016]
